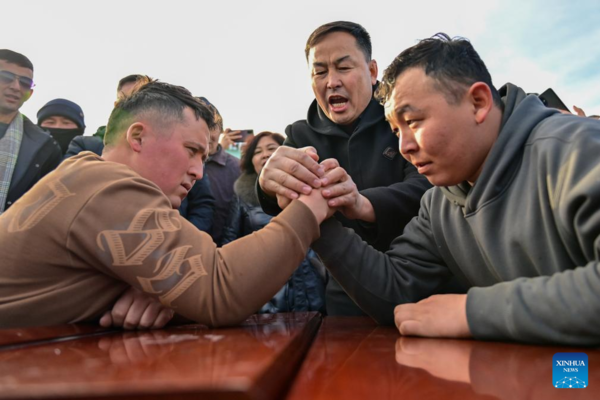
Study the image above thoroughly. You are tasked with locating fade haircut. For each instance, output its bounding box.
[305,21,372,62]
[0,49,34,71]
[375,33,502,107]
[104,80,216,147]
[241,131,285,174]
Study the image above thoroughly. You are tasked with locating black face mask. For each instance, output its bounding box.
[44,128,84,155]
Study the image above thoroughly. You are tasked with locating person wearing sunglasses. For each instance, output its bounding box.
[0,49,62,214]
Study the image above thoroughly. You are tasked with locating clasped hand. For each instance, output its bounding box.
[260,146,374,222]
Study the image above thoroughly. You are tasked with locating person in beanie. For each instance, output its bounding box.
[0,49,61,214]
[37,98,86,155]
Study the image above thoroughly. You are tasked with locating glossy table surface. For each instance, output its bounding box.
[0,312,321,400]
[3,315,598,400]
[286,317,600,400]
[0,324,112,349]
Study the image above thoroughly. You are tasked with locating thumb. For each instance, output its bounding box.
[301,146,319,162]
[99,311,113,327]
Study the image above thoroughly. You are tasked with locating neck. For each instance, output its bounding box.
[0,110,19,124]
[209,144,220,156]
[467,107,503,185]
[101,145,124,164]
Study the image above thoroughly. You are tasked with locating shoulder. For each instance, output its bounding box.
[528,114,600,160]
[67,154,170,204]
[286,119,311,137]
[22,117,62,158]
[224,153,241,169]
[23,117,55,144]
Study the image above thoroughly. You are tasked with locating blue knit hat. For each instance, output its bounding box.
[37,98,85,130]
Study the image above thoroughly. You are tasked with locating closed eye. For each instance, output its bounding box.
[187,146,200,156]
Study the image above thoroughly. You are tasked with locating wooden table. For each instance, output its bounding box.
[285,316,600,400]
[0,312,321,400]
[2,315,598,399]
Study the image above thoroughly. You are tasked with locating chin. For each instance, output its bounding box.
[329,113,357,127]
[428,176,462,187]
[170,198,182,209]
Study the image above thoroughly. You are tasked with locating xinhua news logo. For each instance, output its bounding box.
[553,353,588,389]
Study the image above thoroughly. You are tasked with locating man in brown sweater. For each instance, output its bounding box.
[0,81,331,329]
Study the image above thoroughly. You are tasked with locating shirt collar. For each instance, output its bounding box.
[208,145,228,166]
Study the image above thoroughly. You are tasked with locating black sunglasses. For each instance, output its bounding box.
[0,70,35,90]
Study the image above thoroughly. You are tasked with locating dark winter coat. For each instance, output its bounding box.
[4,116,62,210]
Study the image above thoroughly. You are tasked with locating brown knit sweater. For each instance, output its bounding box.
[0,153,319,328]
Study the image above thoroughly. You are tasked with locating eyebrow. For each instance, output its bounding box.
[312,55,352,68]
[185,141,208,160]
[396,104,420,115]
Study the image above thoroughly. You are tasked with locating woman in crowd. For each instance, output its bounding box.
[222,131,326,314]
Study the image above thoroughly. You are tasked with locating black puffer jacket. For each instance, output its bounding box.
[223,173,326,314]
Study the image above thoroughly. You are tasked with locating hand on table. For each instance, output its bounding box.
[394,294,471,338]
[100,287,174,330]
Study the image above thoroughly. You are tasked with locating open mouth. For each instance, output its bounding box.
[328,95,349,112]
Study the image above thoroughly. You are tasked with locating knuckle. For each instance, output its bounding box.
[288,161,300,176]
[112,310,126,321]
[277,173,290,186]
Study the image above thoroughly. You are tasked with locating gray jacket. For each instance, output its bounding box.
[313,83,600,345]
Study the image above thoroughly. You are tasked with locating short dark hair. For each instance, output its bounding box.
[241,131,285,174]
[104,80,216,147]
[305,21,372,62]
[117,74,146,91]
[0,49,34,71]
[197,97,223,132]
[375,33,501,107]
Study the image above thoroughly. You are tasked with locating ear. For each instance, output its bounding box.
[468,82,494,125]
[368,59,378,86]
[125,122,145,153]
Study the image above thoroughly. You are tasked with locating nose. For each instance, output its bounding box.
[189,160,204,181]
[263,150,274,160]
[327,70,342,90]
[7,75,22,91]
[399,128,418,157]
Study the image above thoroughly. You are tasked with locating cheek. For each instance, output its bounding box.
[418,127,449,156]
[312,80,327,98]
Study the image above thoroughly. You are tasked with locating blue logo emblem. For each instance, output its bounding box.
[553,353,588,388]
